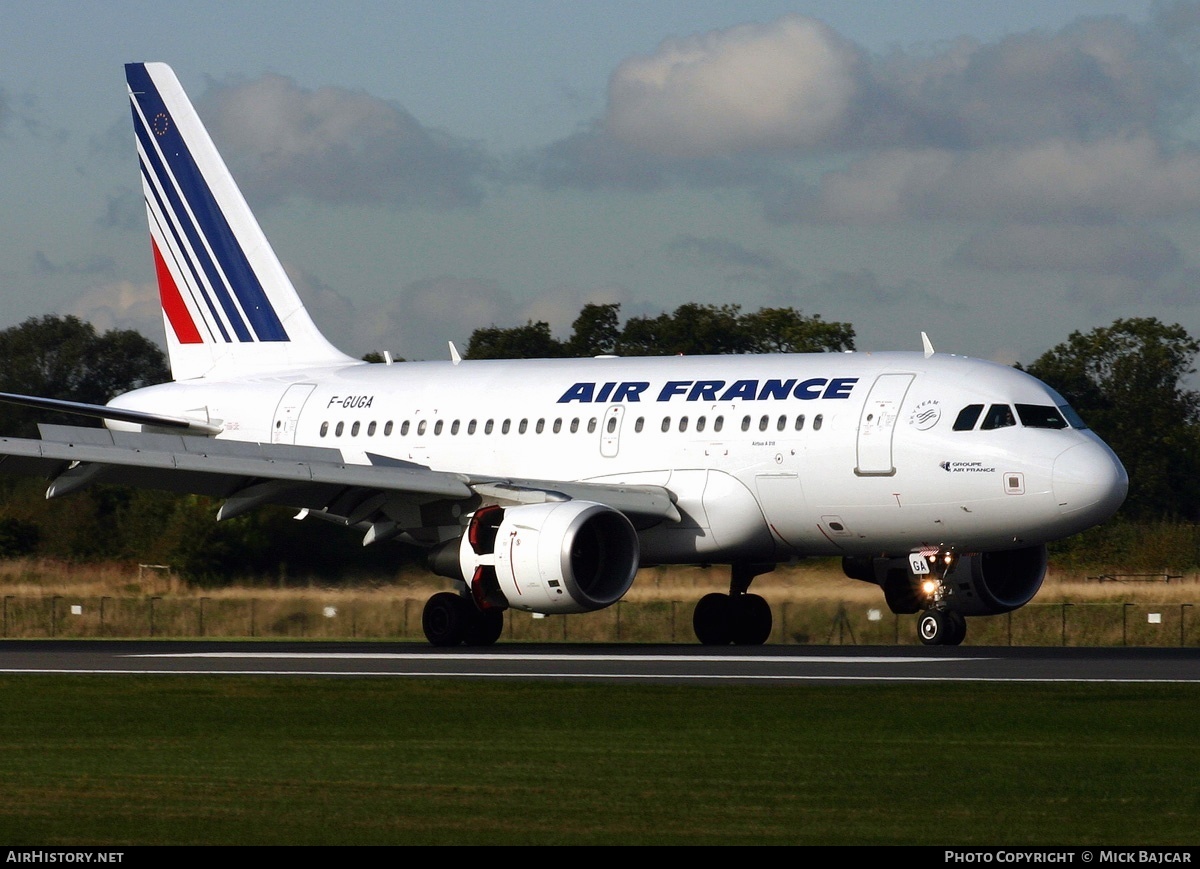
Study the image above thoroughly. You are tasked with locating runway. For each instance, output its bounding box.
[1,641,1198,684]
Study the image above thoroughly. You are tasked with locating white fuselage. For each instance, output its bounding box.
[108,350,1129,565]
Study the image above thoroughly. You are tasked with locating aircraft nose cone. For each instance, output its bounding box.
[1052,439,1128,523]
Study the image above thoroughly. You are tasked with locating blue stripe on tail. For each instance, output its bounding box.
[126,63,288,343]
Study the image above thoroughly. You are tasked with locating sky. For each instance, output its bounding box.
[2,0,1197,367]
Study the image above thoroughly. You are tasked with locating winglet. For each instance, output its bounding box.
[921,332,935,358]
[449,341,462,365]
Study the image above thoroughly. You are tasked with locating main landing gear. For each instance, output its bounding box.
[692,563,775,645]
[422,591,504,647]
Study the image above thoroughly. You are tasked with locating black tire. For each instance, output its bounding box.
[693,592,732,645]
[423,592,469,647]
[944,611,967,646]
[918,610,948,646]
[730,593,772,645]
[464,608,504,646]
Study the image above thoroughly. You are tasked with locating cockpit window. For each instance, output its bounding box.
[1015,404,1068,429]
[980,404,1016,430]
[953,404,984,431]
[1058,404,1088,430]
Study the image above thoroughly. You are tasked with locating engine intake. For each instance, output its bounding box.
[434,500,640,615]
[843,544,1047,617]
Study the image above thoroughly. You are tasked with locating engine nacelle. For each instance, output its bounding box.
[843,544,1047,617]
[939,545,1048,615]
[440,500,640,615]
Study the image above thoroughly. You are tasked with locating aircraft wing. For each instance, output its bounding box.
[0,424,678,543]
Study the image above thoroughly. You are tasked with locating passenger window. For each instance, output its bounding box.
[401,420,410,436]
[661,417,671,433]
[351,421,360,437]
[519,419,528,434]
[813,414,823,431]
[776,415,787,432]
[384,421,393,436]
[607,416,617,433]
[759,415,769,432]
[468,420,477,434]
[434,420,444,435]
[696,416,706,433]
[741,416,751,432]
[588,418,597,434]
[714,416,724,433]
[981,404,1016,430]
[1015,404,1068,429]
[417,420,427,436]
[502,420,511,434]
[335,421,344,437]
[535,419,544,434]
[485,420,494,434]
[451,420,460,435]
[953,405,984,431]
[553,419,562,433]
[635,417,644,433]
[795,415,805,431]
[570,418,579,433]
[679,416,689,433]
[320,421,329,437]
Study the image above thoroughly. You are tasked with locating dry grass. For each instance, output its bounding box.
[1,556,1195,605]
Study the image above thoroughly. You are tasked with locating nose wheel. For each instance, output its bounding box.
[918,609,967,646]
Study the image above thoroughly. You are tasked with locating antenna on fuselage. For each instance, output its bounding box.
[449,342,462,365]
[921,332,935,358]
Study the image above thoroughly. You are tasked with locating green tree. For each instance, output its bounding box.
[462,302,856,360]
[0,315,169,437]
[741,307,856,353]
[464,321,566,360]
[565,303,622,357]
[616,303,751,356]
[1023,317,1200,520]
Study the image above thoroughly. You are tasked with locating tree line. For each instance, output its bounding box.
[1,307,1198,580]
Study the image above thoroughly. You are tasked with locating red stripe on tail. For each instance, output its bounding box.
[152,238,203,344]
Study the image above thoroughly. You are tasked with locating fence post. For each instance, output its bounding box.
[1183,604,1193,647]
[1061,603,1072,647]
[150,596,160,637]
[1123,603,1134,646]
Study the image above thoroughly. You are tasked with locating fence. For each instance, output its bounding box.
[2,595,1197,646]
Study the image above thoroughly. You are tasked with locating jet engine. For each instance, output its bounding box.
[843,543,1048,617]
[430,500,640,615]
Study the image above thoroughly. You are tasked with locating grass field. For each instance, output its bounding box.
[1,675,1198,846]
[3,558,1199,645]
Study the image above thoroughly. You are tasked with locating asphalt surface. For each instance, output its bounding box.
[1,640,1198,684]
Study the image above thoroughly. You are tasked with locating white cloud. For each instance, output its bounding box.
[199,74,491,209]
[67,280,164,344]
[799,136,1200,224]
[606,15,862,157]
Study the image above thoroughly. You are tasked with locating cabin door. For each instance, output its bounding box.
[271,383,316,444]
[855,373,913,476]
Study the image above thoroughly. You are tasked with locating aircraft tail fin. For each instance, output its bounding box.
[125,62,356,381]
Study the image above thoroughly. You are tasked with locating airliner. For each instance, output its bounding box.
[0,62,1128,647]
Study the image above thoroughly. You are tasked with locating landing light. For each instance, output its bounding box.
[921,579,939,597]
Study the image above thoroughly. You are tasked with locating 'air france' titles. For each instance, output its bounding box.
[557,378,859,404]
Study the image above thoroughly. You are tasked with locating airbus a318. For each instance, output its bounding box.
[0,63,1128,647]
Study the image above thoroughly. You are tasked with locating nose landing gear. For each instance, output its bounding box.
[912,549,967,646]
